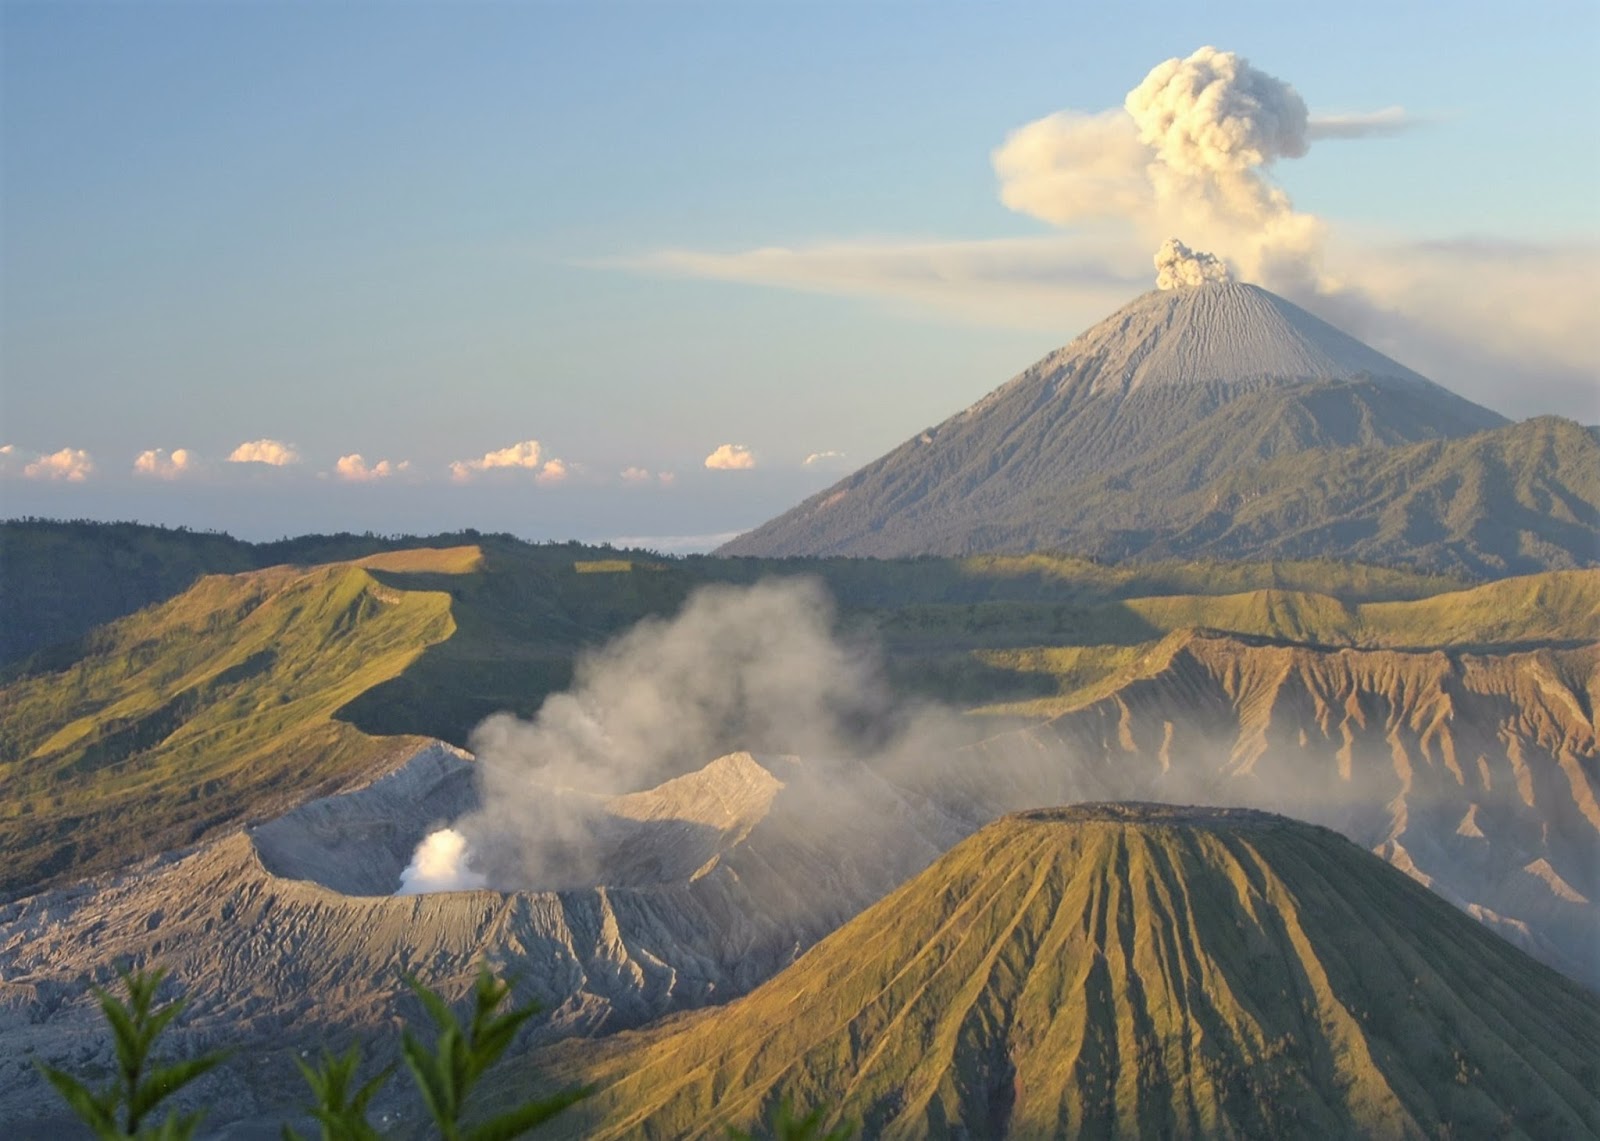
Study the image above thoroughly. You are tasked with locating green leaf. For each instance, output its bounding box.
[40,1065,120,1136]
[461,1085,595,1141]
[130,1053,228,1123]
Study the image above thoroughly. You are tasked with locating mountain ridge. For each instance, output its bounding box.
[529,804,1600,1140]
[718,283,1598,570]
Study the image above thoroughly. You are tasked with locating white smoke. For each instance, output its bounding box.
[1154,238,1233,289]
[995,46,1331,291]
[396,828,487,894]
[398,578,970,893]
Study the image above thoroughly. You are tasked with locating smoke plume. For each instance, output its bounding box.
[396,828,487,894]
[398,578,968,893]
[1154,239,1232,289]
[995,46,1329,291]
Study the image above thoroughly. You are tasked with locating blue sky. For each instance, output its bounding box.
[3,1,1596,545]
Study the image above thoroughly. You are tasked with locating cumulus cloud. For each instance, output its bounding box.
[335,454,411,481]
[227,438,300,466]
[24,447,94,482]
[133,448,196,479]
[1155,238,1233,289]
[704,443,756,470]
[449,439,568,483]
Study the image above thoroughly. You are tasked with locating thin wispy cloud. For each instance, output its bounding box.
[803,450,846,466]
[227,439,300,466]
[620,466,675,485]
[704,443,756,470]
[1306,106,1420,139]
[617,235,1144,330]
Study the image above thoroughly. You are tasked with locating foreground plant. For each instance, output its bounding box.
[397,967,591,1140]
[40,966,228,1140]
[284,1046,391,1141]
[47,964,589,1141]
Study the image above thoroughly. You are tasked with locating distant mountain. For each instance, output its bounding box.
[719,283,1600,574]
[537,805,1600,1140]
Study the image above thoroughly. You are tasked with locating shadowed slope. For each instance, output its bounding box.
[539,806,1600,1140]
[0,552,470,896]
[716,284,1598,572]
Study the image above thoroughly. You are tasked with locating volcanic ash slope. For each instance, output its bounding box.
[540,805,1600,1141]
[0,744,963,1130]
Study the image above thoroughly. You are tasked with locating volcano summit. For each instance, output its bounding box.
[720,249,1599,574]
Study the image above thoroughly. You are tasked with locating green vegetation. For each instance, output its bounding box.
[41,966,227,1140]
[720,351,1599,575]
[529,808,1600,1139]
[0,558,458,895]
[42,966,589,1141]
[3,519,1594,901]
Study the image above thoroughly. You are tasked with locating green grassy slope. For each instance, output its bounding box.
[1152,415,1600,576]
[721,388,1599,575]
[532,806,1600,1140]
[2,527,1592,899]
[0,552,463,895]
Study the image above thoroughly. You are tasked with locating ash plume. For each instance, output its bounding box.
[996,46,1330,291]
[1154,238,1233,289]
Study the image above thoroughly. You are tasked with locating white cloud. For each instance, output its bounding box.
[621,466,675,485]
[610,46,1596,418]
[450,439,568,483]
[227,438,300,466]
[704,443,756,470]
[0,444,13,454]
[622,234,1144,330]
[24,447,94,482]
[803,450,846,466]
[535,457,569,485]
[133,448,196,479]
[1307,107,1419,140]
[335,454,410,482]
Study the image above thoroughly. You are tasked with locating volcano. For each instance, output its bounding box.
[718,279,1600,574]
[535,804,1600,1140]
